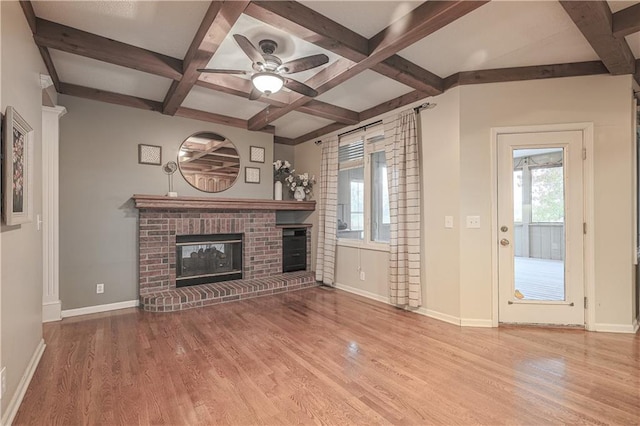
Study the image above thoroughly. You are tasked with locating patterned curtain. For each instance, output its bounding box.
[384,110,422,307]
[315,136,339,286]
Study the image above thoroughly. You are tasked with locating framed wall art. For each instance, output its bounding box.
[245,167,261,184]
[250,146,265,163]
[3,106,34,225]
[138,144,162,165]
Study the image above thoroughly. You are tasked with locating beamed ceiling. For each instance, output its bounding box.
[20,0,640,145]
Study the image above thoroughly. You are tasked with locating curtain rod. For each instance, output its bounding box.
[316,119,383,144]
[414,102,437,113]
[337,119,383,138]
[315,103,437,144]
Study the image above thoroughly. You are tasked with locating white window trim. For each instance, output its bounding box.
[337,124,390,251]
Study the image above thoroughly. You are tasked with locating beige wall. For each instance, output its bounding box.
[274,143,294,166]
[296,74,636,330]
[458,74,635,326]
[58,95,273,310]
[334,246,389,298]
[1,0,46,417]
[273,142,295,203]
[420,88,462,318]
[290,139,321,265]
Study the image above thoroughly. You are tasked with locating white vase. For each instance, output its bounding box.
[294,186,306,201]
[274,181,283,200]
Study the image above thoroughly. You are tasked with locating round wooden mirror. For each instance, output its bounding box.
[178,132,240,193]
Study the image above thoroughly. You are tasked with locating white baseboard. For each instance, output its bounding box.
[42,300,62,323]
[334,282,389,304]
[61,299,139,318]
[335,285,496,329]
[593,321,638,334]
[416,307,461,326]
[460,318,493,328]
[2,339,46,426]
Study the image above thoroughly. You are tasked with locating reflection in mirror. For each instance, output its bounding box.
[178,132,240,193]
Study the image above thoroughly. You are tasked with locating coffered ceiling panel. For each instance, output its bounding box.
[607,2,640,65]
[23,0,640,144]
[204,14,342,84]
[627,33,640,57]
[316,70,413,112]
[50,50,173,101]
[271,111,334,139]
[608,1,640,13]
[182,86,268,120]
[299,1,423,38]
[398,1,599,77]
[32,1,208,59]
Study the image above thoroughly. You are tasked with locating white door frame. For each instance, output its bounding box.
[490,123,595,330]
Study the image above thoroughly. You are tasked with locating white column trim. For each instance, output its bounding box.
[42,105,66,322]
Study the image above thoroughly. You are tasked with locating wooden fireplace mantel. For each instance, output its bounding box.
[132,194,316,211]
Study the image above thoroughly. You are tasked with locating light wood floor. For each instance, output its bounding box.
[14,287,640,425]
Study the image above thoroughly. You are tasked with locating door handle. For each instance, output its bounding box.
[500,238,510,247]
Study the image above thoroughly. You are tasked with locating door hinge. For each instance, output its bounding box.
[584,297,588,309]
[583,222,587,234]
[582,148,587,160]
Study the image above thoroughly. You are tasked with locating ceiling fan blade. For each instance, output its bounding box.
[233,34,265,65]
[284,78,318,97]
[277,54,329,74]
[197,68,247,75]
[248,87,262,101]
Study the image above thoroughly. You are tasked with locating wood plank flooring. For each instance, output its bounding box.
[13,287,640,425]
[514,256,565,300]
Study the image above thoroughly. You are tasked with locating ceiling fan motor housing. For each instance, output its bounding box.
[258,39,278,55]
[200,34,325,98]
[253,54,282,72]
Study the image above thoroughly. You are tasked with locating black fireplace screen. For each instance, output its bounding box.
[176,233,242,287]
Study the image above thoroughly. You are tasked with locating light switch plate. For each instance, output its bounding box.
[466,216,480,228]
[444,216,454,228]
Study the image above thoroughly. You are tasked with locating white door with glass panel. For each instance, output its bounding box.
[497,131,584,325]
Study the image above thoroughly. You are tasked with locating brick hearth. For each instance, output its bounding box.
[133,196,315,312]
[140,271,316,312]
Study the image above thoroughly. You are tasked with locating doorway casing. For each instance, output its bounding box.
[490,123,595,330]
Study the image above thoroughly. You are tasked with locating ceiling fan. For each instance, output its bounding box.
[197,34,329,99]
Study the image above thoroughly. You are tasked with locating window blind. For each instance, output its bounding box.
[338,139,364,163]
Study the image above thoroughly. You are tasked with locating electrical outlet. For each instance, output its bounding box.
[1,367,6,399]
[466,216,481,228]
[96,283,104,294]
[359,271,365,281]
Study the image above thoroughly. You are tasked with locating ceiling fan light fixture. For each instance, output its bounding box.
[251,72,284,95]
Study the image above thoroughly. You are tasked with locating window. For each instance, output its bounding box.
[350,180,364,232]
[371,151,390,242]
[513,170,523,223]
[531,166,564,222]
[337,139,364,240]
[337,125,390,246]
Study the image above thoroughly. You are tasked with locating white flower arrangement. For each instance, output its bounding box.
[273,159,293,182]
[285,172,316,195]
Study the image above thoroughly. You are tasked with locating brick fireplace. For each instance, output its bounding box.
[133,195,316,312]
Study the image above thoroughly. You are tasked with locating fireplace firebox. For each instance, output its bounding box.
[176,233,242,287]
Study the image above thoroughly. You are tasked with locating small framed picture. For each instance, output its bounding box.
[138,144,162,165]
[245,167,260,184]
[3,107,34,225]
[250,146,265,163]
